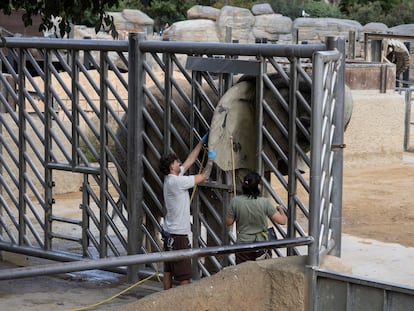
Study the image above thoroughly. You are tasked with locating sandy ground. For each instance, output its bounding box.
[1,156,414,310]
[342,155,414,247]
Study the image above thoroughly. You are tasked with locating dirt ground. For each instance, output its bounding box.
[0,158,414,310]
[342,158,414,247]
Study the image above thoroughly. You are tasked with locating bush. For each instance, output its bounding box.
[303,1,344,19]
[381,0,414,27]
[347,1,385,25]
[344,0,414,27]
[268,0,343,20]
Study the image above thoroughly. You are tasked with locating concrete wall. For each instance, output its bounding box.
[115,255,351,311]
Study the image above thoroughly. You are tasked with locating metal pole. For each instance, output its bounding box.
[255,58,265,173]
[18,48,26,246]
[327,36,345,257]
[404,89,412,151]
[127,32,146,282]
[0,237,313,281]
[44,48,53,251]
[164,50,172,153]
[307,50,325,311]
[309,52,324,268]
[99,50,109,257]
[287,58,298,256]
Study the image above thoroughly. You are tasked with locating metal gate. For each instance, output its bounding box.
[0,33,344,282]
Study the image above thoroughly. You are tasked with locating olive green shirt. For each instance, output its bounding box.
[227,195,277,243]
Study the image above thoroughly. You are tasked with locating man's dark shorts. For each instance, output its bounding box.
[164,234,192,282]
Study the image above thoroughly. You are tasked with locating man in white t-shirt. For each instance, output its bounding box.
[158,133,216,289]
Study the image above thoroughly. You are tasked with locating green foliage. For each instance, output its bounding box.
[339,0,403,15]
[213,0,259,9]
[0,0,119,37]
[268,0,342,19]
[303,1,344,18]
[343,0,414,26]
[382,0,414,26]
[346,1,384,25]
[268,0,305,19]
[143,0,197,32]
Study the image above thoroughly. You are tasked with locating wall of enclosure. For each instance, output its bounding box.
[0,33,345,282]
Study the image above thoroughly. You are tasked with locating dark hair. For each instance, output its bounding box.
[159,153,178,175]
[241,171,261,199]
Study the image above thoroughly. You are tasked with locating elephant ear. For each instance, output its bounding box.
[208,80,256,172]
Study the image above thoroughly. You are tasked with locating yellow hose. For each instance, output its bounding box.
[65,272,162,311]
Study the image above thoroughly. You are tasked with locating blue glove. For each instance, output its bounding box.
[208,148,216,160]
[201,131,209,145]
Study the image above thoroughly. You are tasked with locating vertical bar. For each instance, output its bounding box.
[309,52,324,268]
[81,175,90,257]
[348,31,355,60]
[18,48,26,245]
[191,70,201,280]
[364,33,368,61]
[44,48,53,250]
[304,266,317,311]
[0,62,2,238]
[287,58,298,256]
[164,52,172,153]
[99,50,109,257]
[403,42,410,88]
[404,89,412,151]
[71,50,80,167]
[255,58,264,173]
[224,26,233,91]
[127,32,146,282]
[380,64,387,94]
[327,36,345,257]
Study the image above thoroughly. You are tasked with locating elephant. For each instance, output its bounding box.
[113,71,353,273]
[209,73,353,177]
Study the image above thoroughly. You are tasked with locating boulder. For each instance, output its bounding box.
[187,5,220,21]
[362,22,389,33]
[216,6,255,43]
[110,9,153,34]
[293,17,362,43]
[163,19,219,42]
[253,14,292,42]
[251,3,274,15]
[389,24,414,35]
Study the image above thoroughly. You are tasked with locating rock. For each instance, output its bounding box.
[251,3,274,15]
[389,24,414,35]
[362,22,389,33]
[111,9,153,34]
[253,14,292,42]
[163,19,219,42]
[293,17,362,43]
[216,6,255,43]
[187,5,220,21]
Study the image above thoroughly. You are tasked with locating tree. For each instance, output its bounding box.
[0,0,121,37]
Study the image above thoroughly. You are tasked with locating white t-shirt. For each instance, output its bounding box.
[163,166,195,235]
